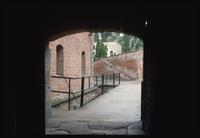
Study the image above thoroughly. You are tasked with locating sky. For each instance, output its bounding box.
[120,33,124,37]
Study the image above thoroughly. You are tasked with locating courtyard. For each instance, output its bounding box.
[46,81,143,135]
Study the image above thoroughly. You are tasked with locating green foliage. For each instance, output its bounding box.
[95,39,108,60]
[93,32,143,55]
[117,34,143,53]
[93,33,100,42]
[101,32,111,42]
[93,32,121,42]
[117,35,131,53]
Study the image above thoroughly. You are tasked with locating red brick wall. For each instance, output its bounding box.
[94,50,143,80]
[48,32,94,98]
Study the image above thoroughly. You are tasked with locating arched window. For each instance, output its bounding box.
[81,52,86,76]
[56,45,64,76]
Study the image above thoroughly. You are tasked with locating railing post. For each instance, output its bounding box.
[106,74,108,85]
[119,73,120,85]
[80,77,84,107]
[109,74,111,84]
[105,74,106,85]
[113,73,115,87]
[68,78,71,110]
[102,75,104,94]
[96,76,98,86]
[111,74,112,86]
[88,77,90,88]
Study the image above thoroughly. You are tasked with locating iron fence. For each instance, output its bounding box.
[51,73,120,110]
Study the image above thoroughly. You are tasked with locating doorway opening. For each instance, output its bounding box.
[45,31,144,135]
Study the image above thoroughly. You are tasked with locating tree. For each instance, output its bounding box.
[101,32,111,42]
[132,37,144,50]
[117,34,143,52]
[100,32,122,42]
[117,34,131,53]
[93,33,100,42]
[93,32,143,54]
[95,39,108,60]
[93,32,121,42]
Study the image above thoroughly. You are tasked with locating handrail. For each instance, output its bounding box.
[51,73,120,110]
[51,75,104,79]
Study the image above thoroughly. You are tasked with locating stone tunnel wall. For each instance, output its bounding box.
[94,50,143,81]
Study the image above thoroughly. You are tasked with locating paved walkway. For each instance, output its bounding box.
[46,81,144,135]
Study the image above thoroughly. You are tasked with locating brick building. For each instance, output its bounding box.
[94,42,122,57]
[48,32,94,98]
[104,42,122,57]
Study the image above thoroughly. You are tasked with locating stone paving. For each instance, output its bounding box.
[46,121,144,135]
[46,81,144,135]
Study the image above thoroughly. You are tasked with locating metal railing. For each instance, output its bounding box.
[51,73,120,110]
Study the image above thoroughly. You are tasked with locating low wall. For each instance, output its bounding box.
[94,50,143,80]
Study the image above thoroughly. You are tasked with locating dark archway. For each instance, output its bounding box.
[4,3,196,136]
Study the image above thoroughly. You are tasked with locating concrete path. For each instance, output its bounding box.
[46,81,144,135]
